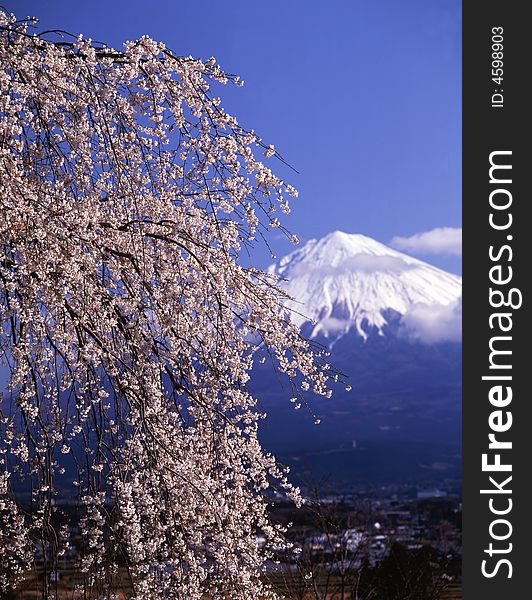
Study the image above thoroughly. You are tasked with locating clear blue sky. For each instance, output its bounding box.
[6,0,461,273]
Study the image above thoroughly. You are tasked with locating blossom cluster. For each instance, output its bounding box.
[0,11,333,599]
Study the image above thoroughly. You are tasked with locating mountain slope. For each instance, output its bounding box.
[268,231,461,341]
[254,231,462,481]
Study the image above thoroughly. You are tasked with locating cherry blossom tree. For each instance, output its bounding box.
[0,10,336,600]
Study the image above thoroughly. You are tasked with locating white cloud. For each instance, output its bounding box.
[390,227,462,256]
[400,297,462,344]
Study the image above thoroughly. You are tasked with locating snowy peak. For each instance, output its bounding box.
[269,231,462,341]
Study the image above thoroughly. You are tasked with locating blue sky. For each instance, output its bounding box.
[7,0,461,273]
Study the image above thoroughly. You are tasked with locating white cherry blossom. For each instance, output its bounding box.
[0,10,334,599]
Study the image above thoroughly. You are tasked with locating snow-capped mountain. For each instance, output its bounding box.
[256,232,462,482]
[268,231,461,341]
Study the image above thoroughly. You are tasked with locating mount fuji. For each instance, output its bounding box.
[267,230,461,343]
[255,231,462,487]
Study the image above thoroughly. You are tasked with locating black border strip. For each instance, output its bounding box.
[463,2,529,597]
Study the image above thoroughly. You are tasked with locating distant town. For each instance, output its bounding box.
[10,481,462,599]
[265,481,462,598]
